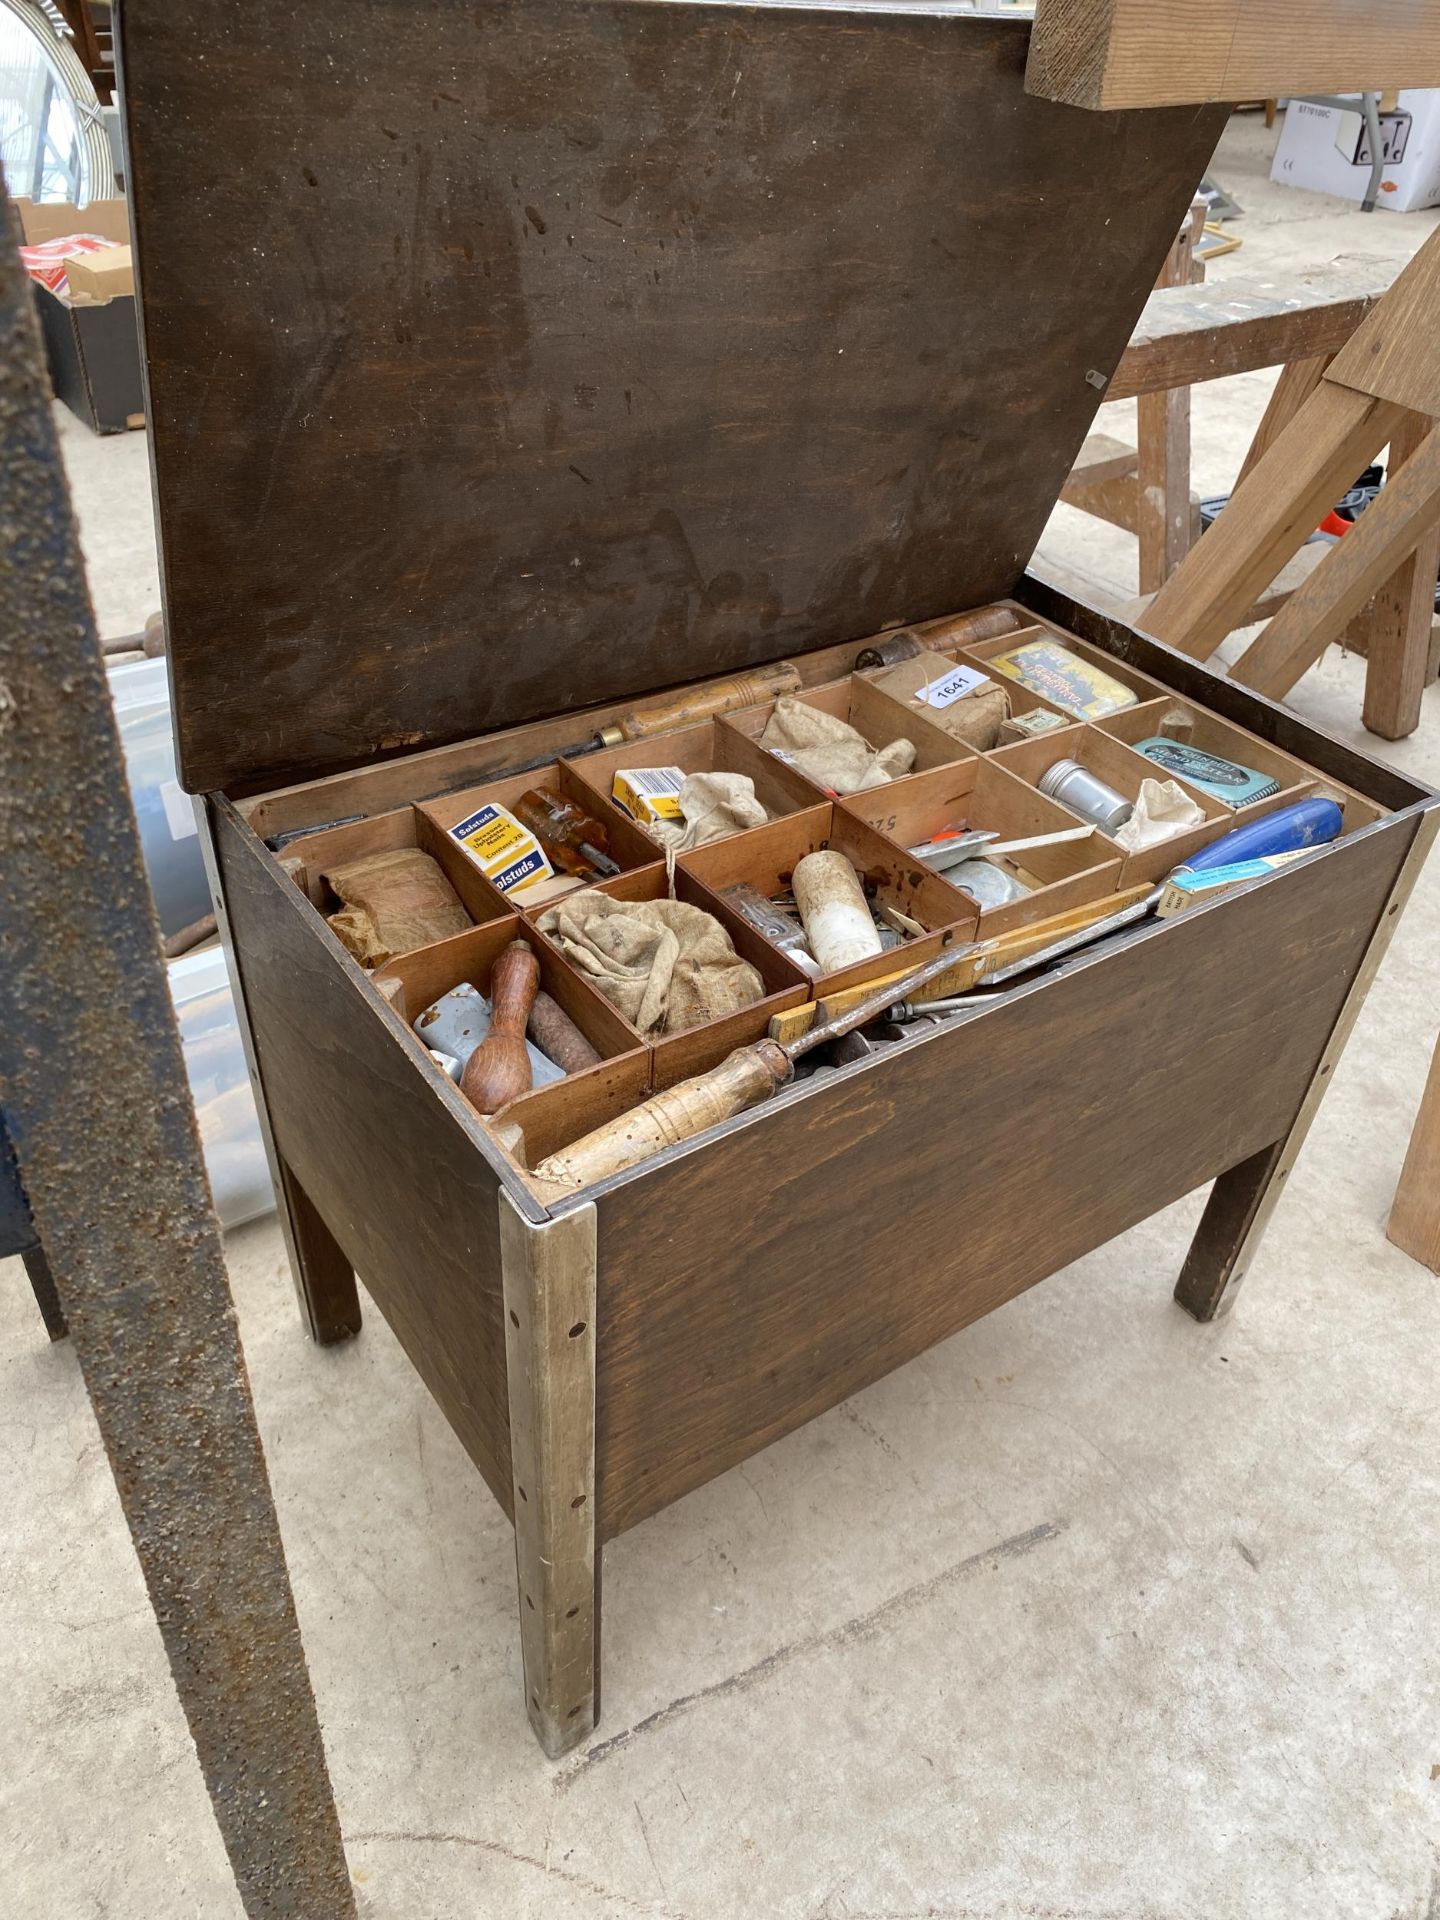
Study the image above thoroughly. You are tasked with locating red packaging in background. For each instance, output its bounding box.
[18,233,117,296]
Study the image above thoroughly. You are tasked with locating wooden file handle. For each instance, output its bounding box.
[460,941,541,1115]
[534,1041,792,1190]
[920,604,1024,654]
[611,662,802,743]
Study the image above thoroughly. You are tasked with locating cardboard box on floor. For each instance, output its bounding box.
[13,197,144,433]
[1270,91,1440,214]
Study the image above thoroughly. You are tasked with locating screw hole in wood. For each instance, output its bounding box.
[509,1309,520,1327]
[571,1494,586,1509]
[568,1320,586,1338]
[566,1606,580,1619]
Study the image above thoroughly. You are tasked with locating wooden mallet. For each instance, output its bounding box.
[531,943,975,1191]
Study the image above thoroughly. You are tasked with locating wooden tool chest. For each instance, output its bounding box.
[119,0,1437,1754]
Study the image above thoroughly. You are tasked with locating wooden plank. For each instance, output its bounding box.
[1063,431,1139,490]
[1061,469,1141,535]
[1109,271,1384,404]
[1388,1031,1440,1273]
[1036,544,1329,644]
[1328,227,1440,420]
[1231,417,1440,700]
[119,0,1224,793]
[1059,431,1140,531]
[1026,0,1440,111]
[1357,413,1440,740]
[1136,195,1202,594]
[1136,386,1193,592]
[1142,381,1405,661]
[592,816,1417,1536]
[500,1193,598,1757]
[212,798,527,1515]
[1234,354,1332,491]
[1124,542,1329,629]
[1177,807,1439,1318]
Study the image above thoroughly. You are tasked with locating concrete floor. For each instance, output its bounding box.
[5,112,1440,1919]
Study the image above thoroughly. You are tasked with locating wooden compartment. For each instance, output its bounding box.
[961,624,1174,720]
[370,914,648,1100]
[564,717,823,841]
[519,859,812,1052]
[725,674,974,785]
[679,804,981,993]
[990,722,1232,884]
[858,624,1080,741]
[121,0,1437,1769]
[279,803,515,962]
[418,760,662,906]
[841,758,1124,937]
[1095,697,1388,830]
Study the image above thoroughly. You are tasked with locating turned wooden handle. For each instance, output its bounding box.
[617,662,802,741]
[460,941,541,1115]
[921,605,1024,655]
[526,989,602,1074]
[534,1041,791,1188]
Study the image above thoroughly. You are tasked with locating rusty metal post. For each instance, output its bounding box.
[0,199,356,1917]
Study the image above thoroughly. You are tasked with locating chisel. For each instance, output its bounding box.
[531,943,977,1191]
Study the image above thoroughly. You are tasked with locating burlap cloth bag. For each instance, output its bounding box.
[537,890,764,1036]
[758,695,915,794]
[648,771,768,854]
[323,848,469,968]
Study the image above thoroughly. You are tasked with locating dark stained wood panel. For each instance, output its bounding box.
[591,813,1416,1537]
[119,0,1225,793]
[212,799,523,1515]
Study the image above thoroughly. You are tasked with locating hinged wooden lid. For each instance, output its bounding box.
[120,0,1222,794]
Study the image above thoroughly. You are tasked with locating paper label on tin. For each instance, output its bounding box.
[917,663,988,709]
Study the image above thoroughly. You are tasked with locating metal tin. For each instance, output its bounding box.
[1038,758,1134,834]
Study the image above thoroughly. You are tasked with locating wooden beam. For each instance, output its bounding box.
[1135,197,1204,594]
[1327,226,1440,420]
[1142,382,1405,661]
[1234,354,1332,491]
[1388,1033,1440,1273]
[1109,271,1384,404]
[1059,432,1140,535]
[1356,412,1440,740]
[1231,417,1440,702]
[1063,431,1139,490]
[1060,469,1141,535]
[1026,0,1440,111]
[1127,543,1328,629]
